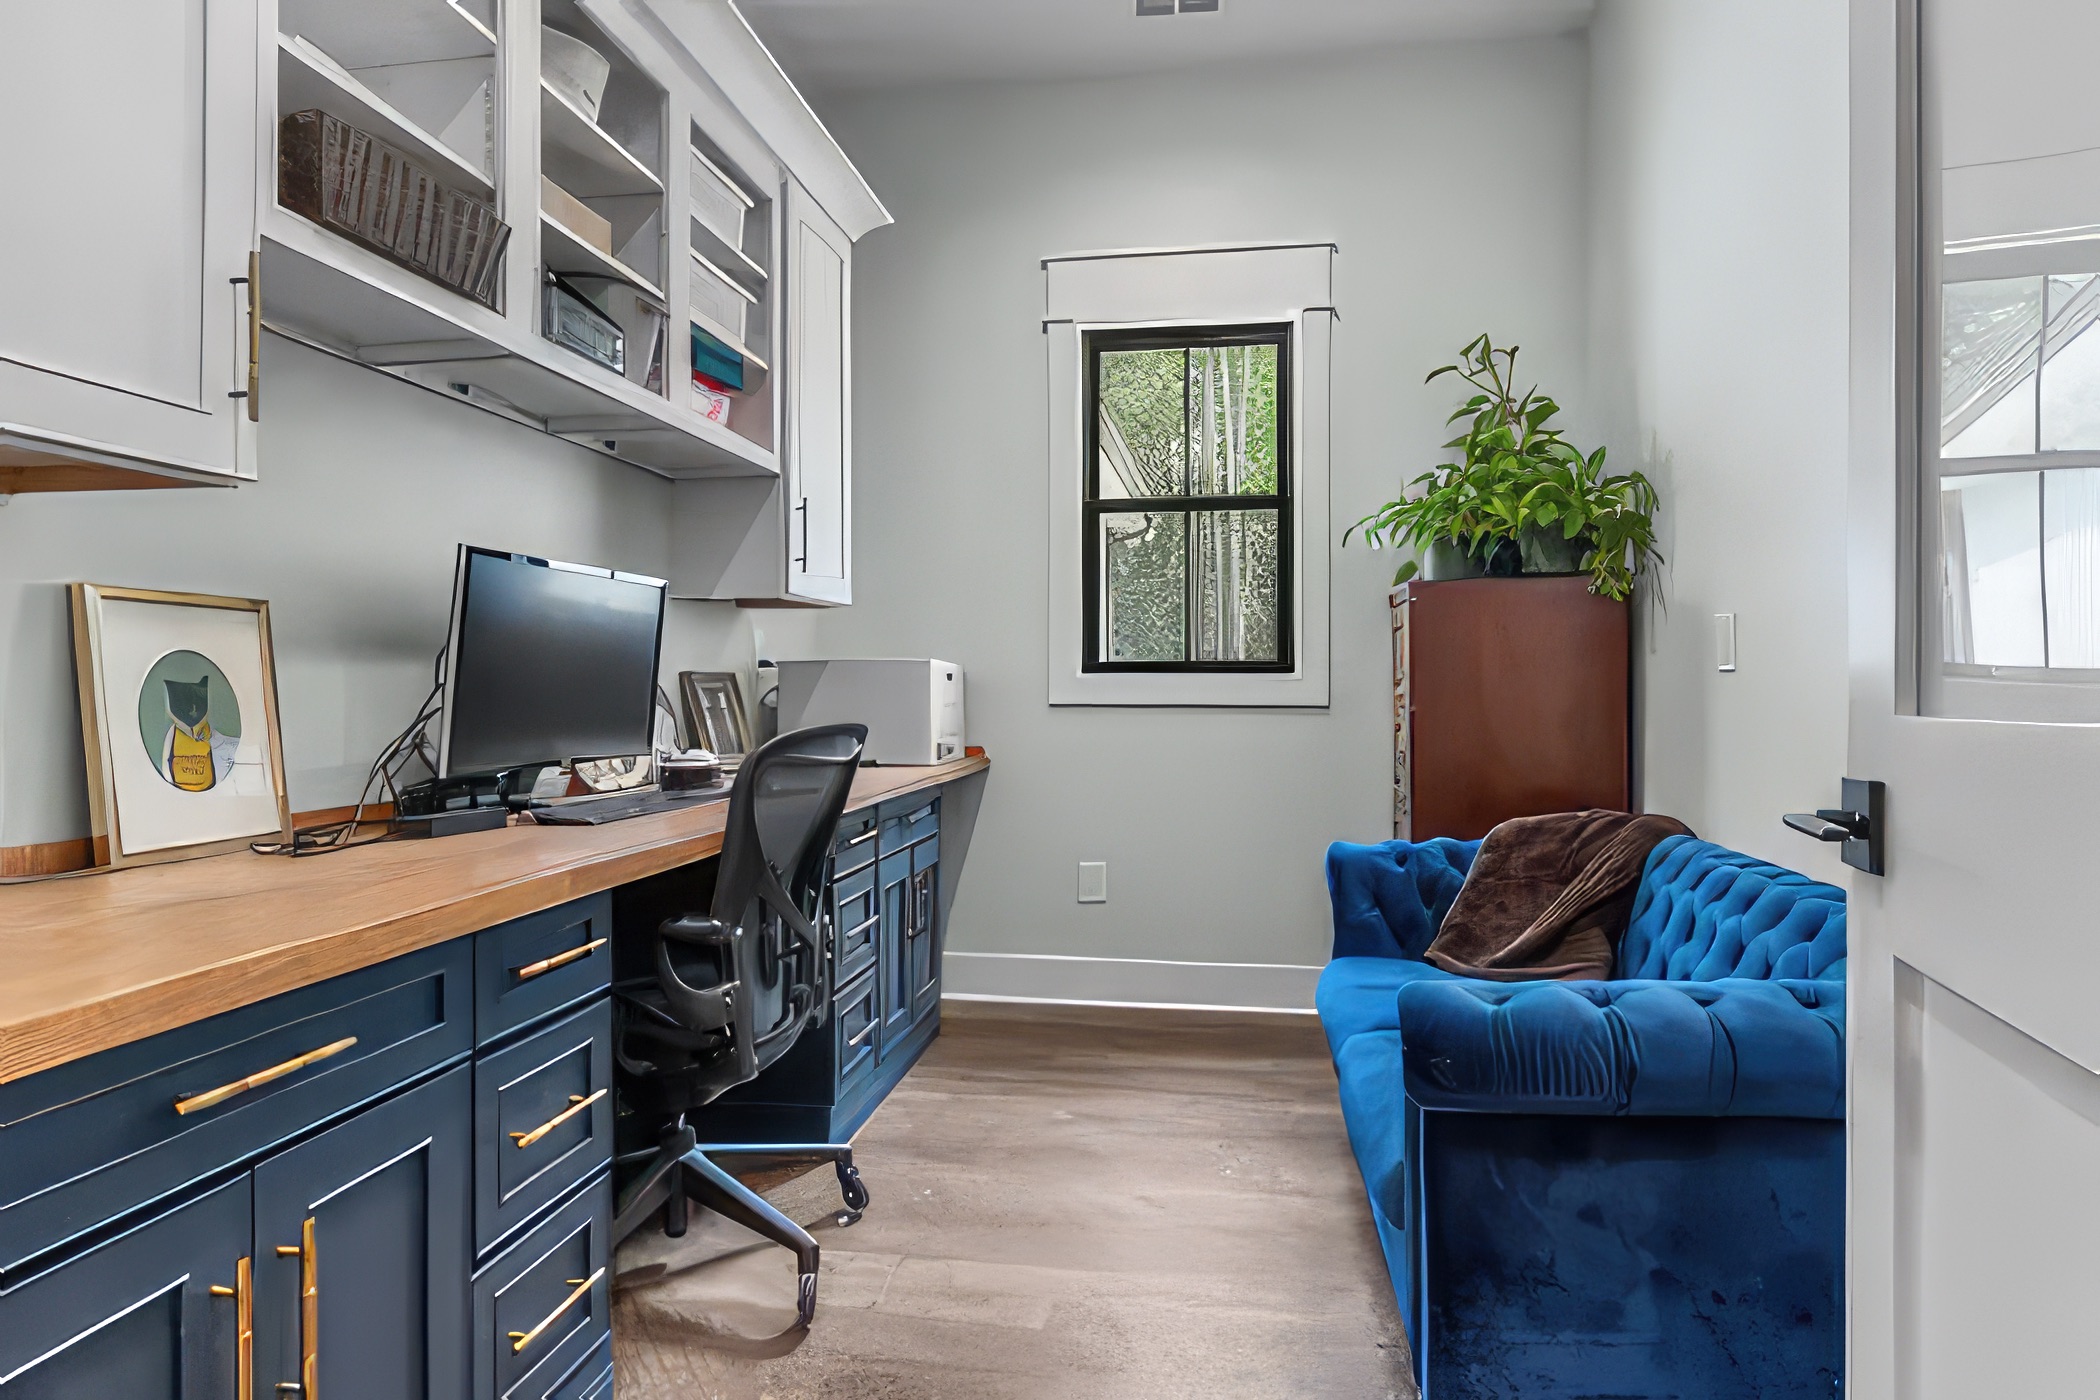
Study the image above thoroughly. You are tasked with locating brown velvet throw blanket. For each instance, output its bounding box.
[1424,810,1695,982]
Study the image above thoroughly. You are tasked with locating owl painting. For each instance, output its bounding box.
[160,674,217,792]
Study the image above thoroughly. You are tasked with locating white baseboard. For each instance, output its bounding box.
[941,951,1322,1014]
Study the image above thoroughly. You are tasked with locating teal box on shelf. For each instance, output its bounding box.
[691,323,745,393]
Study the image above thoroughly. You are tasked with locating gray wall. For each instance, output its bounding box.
[1586,0,1851,879]
[0,337,753,846]
[765,37,1596,1002]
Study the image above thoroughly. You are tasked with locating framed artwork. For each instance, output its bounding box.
[679,671,753,760]
[70,585,293,868]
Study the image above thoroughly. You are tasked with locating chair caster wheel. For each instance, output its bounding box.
[835,1208,863,1228]
[837,1162,870,1212]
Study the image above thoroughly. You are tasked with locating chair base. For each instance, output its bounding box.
[614,1127,869,1330]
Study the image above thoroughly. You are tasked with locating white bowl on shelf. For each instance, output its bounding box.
[542,26,611,122]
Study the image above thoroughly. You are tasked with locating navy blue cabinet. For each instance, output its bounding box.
[0,1176,250,1399]
[253,1064,473,1400]
[695,793,946,1141]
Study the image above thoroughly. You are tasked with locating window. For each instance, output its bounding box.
[1083,326,1292,672]
[1043,241,1333,707]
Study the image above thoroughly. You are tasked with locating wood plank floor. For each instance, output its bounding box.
[613,1000,1416,1399]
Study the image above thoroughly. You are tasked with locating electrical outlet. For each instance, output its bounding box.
[1077,862,1108,904]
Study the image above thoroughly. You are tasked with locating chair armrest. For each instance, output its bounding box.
[1398,977,1845,1118]
[660,916,731,946]
[1325,837,1480,961]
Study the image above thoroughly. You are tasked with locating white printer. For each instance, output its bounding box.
[774,659,966,765]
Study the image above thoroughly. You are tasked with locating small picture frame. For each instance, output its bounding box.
[70,585,293,868]
[679,671,753,760]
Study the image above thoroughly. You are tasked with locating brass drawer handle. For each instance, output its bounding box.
[842,827,877,848]
[509,1089,608,1149]
[175,1038,358,1116]
[847,1017,876,1050]
[842,912,881,941]
[274,1218,319,1399]
[516,938,607,982]
[509,1268,605,1353]
[210,1255,255,1400]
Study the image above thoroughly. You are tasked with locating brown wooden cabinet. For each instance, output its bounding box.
[1391,577,1630,841]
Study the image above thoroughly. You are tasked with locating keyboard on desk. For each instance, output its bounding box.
[529,786,730,826]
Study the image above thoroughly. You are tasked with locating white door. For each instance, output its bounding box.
[0,0,257,481]
[785,177,852,605]
[1848,0,2100,1394]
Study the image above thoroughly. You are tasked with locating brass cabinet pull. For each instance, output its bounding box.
[175,1038,358,1116]
[210,1255,254,1400]
[275,1219,318,1399]
[843,826,877,848]
[229,250,260,420]
[509,1089,607,1149]
[515,938,607,982]
[508,1268,604,1353]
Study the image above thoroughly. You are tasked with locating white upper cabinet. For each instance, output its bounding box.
[0,0,259,488]
[785,178,852,605]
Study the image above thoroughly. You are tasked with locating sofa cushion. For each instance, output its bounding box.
[1316,957,1460,1059]
[1619,836,1847,983]
[1326,837,1480,961]
[1397,976,1846,1118]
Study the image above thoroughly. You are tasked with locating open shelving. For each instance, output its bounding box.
[276,36,493,194]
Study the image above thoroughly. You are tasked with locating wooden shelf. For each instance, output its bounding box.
[689,213,766,291]
[259,221,777,480]
[540,79,662,199]
[541,213,664,301]
[278,35,493,193]
[281,0,494,69]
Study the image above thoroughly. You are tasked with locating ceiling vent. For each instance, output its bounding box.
[1137,0,1218,15]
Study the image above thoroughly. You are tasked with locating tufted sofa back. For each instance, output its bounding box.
[1618,836,1846,983]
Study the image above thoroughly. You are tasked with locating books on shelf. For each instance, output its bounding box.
[279,108,510,308]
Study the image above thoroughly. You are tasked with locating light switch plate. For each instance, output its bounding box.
[1077,862,1108,903]
[1714,613,1737,672]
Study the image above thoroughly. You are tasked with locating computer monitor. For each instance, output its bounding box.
[436,545,668,783]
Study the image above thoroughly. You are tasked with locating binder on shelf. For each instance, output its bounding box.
[279,108,511,309]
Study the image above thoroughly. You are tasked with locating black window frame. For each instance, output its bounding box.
[1081,323,1295,674]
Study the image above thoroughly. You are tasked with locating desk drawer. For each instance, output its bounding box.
[475,999,614,1256]
[545,1335,613,1400]
[476,895,614,1047]
[833,811,878,876]
[0,940,471,1277]
[473,1171,613,1400]
[832,861,879,985]
[835,965,881,1102]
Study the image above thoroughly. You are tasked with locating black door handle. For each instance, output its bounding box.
[1783,779,1884,876]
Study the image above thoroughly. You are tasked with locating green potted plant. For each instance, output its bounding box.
[1345,335,1662,600]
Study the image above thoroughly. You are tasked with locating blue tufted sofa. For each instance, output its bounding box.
[1318,833,1846,1399]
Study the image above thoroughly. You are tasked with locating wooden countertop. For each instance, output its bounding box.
[0,755,988,1085]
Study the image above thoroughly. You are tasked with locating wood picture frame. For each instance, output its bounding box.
[679,670,753,760]
[70,584,293,868]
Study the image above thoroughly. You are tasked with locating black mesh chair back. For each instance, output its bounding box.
[623,723,867,1112]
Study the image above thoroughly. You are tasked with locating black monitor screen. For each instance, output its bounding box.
[440,547,666,778]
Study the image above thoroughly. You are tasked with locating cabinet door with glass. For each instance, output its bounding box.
[783,177,853,605]
[0,0,257,482]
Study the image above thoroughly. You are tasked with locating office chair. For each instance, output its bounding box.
[611,723,872,1329]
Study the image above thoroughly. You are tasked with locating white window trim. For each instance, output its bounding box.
[1043,243,1335,707]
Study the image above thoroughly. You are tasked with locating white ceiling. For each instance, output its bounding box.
[733,0,1596,100]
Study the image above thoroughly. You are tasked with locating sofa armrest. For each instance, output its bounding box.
[1326,837,1480,961]
[1397,977,1845,1118]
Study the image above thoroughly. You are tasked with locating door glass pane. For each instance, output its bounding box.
[2042,275,2100,452]
[1942,278,2039,459]
[1925,0,2100,709]
[2043,469,2100,666]
[1098,348,1188,498]
[1192,509,1281,663]
[1942,472,2043,666]
[1101,511,1186,661]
